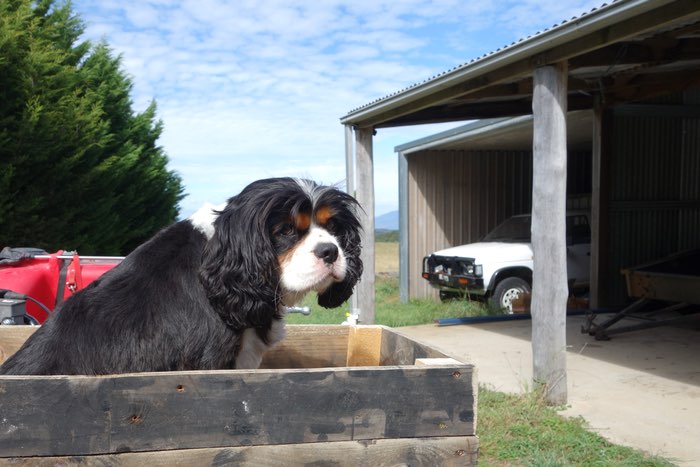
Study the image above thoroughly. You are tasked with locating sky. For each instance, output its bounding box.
[70,0,605,218]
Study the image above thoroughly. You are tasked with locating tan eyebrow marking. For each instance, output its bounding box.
[294,212,311,231]
[314,206,334,226]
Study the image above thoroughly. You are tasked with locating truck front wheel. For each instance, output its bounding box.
[489,277,530,313]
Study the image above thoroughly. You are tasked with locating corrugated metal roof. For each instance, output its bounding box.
[343,1,622,117]
[340,0,700,127]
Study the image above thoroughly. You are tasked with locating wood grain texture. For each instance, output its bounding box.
[260,325,350,369]
[0,326,38,364]
[0,325,477,463]
[415,357,463,366]
[531,62,569,405]
[0,365,475,457]
[380,326,447,365]
[2,436,479,466]
[346,326,383,366]
[354,127,376,324]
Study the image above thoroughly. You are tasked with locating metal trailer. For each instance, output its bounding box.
[583,249,700,340]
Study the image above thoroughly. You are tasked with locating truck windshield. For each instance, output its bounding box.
[483,216,531,242]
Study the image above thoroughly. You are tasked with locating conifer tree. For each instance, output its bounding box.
[0,0,184,254]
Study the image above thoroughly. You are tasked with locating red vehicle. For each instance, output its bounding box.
[0,248,122,324]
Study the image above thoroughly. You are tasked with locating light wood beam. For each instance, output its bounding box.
[531,62,569,405]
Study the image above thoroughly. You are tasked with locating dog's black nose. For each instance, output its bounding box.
[314,243,339,264]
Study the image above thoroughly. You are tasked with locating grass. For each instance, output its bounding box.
[375,274,489,326]
[286,274,488,326]
[478,388,674,466]
[286,241,675,466]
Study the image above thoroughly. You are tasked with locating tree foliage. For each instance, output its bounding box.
[0,0,184,255]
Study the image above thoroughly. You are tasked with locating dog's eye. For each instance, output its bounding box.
[324,218,337,232]
[276,223,296,237]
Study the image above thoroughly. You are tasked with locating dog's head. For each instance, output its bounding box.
[197,177,363,330]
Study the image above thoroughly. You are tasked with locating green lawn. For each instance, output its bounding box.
[286,274,487,326]
[478,389,674,466]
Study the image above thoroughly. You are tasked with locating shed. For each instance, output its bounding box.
[340,0,700,404]
[395,98,700,305]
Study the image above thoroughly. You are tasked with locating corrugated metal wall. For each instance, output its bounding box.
[407,149,590,299]
[405,102,700,303]
[605,109,700,303]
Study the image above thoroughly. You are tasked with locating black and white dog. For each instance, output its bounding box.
[0,177,363,375]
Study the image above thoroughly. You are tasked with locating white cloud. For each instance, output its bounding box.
[71,0,604,218]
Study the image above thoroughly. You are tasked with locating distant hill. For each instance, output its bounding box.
[375,210,398,230]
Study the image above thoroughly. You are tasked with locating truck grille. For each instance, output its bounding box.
[424,255,475,276]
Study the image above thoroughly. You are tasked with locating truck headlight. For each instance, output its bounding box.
[474,265,483,276]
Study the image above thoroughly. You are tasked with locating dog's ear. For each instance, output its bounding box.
[199,203,280,330]
[317,259,363,308]
[317,227,363,309]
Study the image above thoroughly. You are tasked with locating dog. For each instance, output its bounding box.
[0,177,363,375]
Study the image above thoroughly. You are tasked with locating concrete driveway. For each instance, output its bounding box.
[399,314,700,466]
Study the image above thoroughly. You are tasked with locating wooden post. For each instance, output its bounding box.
[355,127,376,324]
[345,124,359,316]
[531,62,568,405]
[590,100,602,309]
[590,99,610,309]
[344,124,355,195]
[398,150,409,303]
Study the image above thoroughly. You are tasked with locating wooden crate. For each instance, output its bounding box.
[0,325,478,466]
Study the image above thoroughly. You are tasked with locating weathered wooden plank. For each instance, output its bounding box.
[380,326,447,365]
[0,375,112,455]
[1,325,451,369]
[260,325,350,369]
[0,326,353,369]
[415,357,463,366]
[2,436,479,466]
[0,365,475,457]
[0,326,38,364]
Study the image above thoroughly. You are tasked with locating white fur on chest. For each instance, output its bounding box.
[234,316,287,369]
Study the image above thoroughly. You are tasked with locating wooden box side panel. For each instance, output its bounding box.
[0,365,476,457]
[380,326,451,365]
[261,325,350,368]
[2,436,479,466]
[1,325,446,368]
[0,326,352,369]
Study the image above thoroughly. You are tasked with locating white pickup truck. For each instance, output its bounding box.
[421,212,591,312]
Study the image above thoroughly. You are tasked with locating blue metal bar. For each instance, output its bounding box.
[434,308,618,326]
